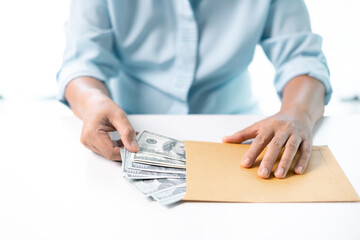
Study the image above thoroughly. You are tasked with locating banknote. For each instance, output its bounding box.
[129,178,186,197]
[151,185,187,205]
[158,194,186,206]
[136,131,186,161]
[120,148,128,174]
[132,152,186,169]
[120,147,132,174]
[122,148,185,179]
[129,161,186,174]
[125,169,185,179]
[126,174,184,180]
[121,131,187,205]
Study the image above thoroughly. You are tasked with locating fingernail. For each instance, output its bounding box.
[295,166,303,174]
[259,168,269,178]
[242,157,250,167]
[275,167,284,178]
[131,140,139,151]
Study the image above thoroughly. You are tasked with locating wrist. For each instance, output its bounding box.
[65,77,112,119]
[280,76,325,127]
[279,105,317,128]
[81,89,111,114]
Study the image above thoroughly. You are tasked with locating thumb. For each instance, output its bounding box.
[222,125,258,143]
[110,111,139,152]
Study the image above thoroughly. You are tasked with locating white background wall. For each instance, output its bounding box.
[249,0,360,115]
[0,0,359,115]
[0,0,69,100]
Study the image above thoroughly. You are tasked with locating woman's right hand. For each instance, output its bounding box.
[65,77,139,161]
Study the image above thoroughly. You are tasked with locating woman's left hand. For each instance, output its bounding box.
[222,108,314,179]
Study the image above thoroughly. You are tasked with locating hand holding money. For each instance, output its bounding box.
[65,77,140,161]
[121,131,186,205]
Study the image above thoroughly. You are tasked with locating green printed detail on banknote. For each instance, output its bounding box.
[121,131,186,205]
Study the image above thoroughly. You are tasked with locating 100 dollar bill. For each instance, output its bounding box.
[151,185,187,205]
[129,178,186,197]
[132,152,186,169]
[129,161,186,174]
[136,131,186,161]
[122,147,186,180]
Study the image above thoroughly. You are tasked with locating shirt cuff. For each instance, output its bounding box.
[274,56,332,105]
[56,62,108,104]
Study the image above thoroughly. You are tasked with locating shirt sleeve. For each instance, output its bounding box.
[56,0,120,103]
[260,0,332,105]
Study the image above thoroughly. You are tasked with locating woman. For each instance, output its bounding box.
[57,0,332,179]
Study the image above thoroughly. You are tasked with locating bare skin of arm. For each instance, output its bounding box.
[223,75,325,179]
[65,76,139,161]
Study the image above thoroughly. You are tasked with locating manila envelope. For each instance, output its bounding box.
[183,141,360,202]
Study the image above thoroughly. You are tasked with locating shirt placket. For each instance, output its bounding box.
[173,0,198,112]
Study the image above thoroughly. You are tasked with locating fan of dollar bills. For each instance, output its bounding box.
[120,131,186,205]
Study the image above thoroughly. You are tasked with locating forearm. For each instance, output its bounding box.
[281,75,325,127]
[65,77,111,119]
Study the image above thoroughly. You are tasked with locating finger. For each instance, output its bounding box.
[222,124,258,143]
[92,144,121,161]
[258,132,290,178]
[274,135,302,178]
[99,145,122,161]
[241,128,274,168]
[93,130,122,161]
[110,111,139,152]
[90,145,102,156]
[83,141,102,156]
[112,131,139,148]
[113,139,124,148]
[112,131,139,147]
[82,140,120,160]
[294,140,312,174]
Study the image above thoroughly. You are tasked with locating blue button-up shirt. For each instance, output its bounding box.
[57,0,332,114]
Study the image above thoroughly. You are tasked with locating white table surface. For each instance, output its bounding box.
[0,101,359,240]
